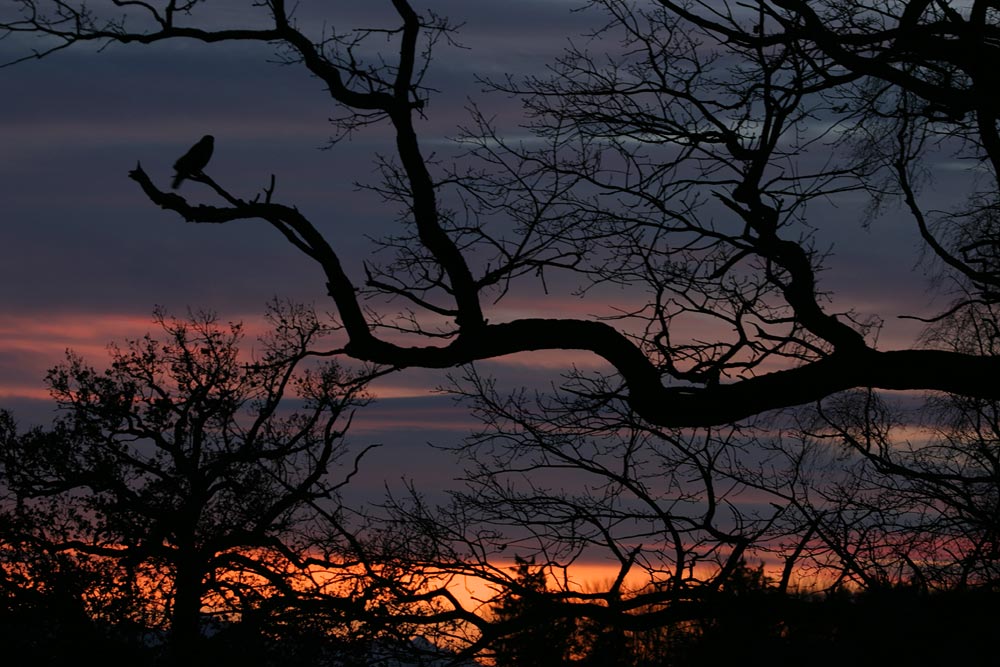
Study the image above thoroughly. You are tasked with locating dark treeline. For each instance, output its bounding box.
[3,552,1000,666]
[491,560,1000,667]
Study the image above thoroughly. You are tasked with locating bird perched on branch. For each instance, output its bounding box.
[171,134,214,189]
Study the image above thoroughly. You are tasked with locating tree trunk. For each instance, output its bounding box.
[169,556,204,667]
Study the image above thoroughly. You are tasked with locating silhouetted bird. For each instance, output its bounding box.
[171,134,214,189]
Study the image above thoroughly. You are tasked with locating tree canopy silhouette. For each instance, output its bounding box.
[0,304,382,665]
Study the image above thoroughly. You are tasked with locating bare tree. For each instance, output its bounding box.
[0,303,386,663]
[365,361,803,662]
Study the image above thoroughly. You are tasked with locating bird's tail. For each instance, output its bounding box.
[171,173,183,189]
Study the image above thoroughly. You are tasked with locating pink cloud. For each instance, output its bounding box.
[0,311,277,400]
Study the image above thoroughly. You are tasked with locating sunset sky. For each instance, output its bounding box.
[0,0,963,512]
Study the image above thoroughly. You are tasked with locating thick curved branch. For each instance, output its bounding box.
[129,165,1000,428]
